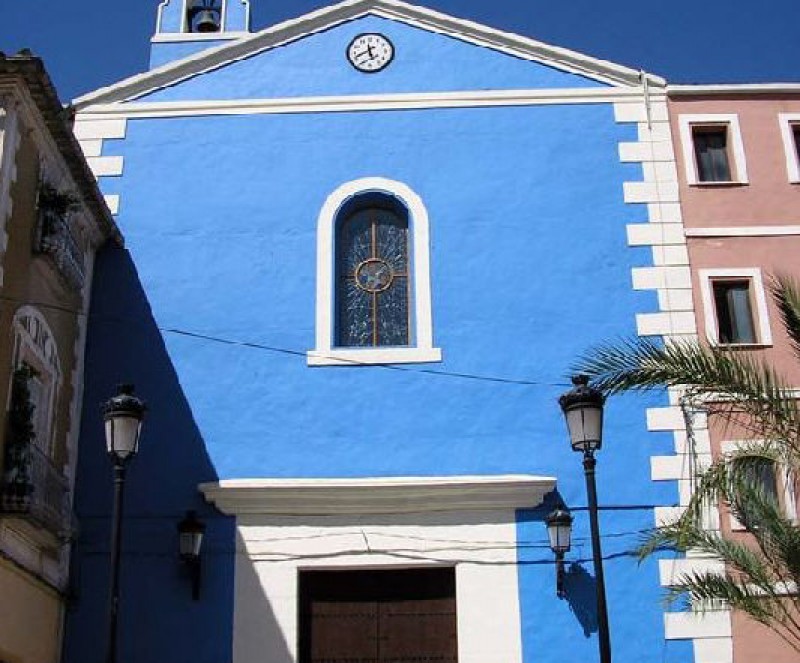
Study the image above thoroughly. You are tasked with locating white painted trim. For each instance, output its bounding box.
[310,177,440,366]
[232,509,524,663]
[778,113,800,183]
[664,611,732,640]
[155,0,170,34]
[669,83,800,96]
[618,98,732,661]
[659,557,725,586]
[685,225,800,237]
[698,268,772,346]
[104,195,120,215]
[307,347,442,366]
[200,475,555,515]
[74,0,663,108]
[678,114,748,185]
[693,637,733,663]
[151,31,249,43]
[72,118,128,140]
[12,306,63,458]
[76,87,651,120]
[86,156,124,178]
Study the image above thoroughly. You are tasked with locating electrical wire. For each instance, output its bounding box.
[0,293,573,387]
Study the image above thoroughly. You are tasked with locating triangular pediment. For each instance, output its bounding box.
[74,0,664,108]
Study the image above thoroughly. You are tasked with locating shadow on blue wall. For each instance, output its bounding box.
[563,562,598,637]
[62,246,292,663]
[517,490,604,641]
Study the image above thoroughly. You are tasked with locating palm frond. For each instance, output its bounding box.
[771,275,800,361]
[573,337,800,452]
[666,571,778,623]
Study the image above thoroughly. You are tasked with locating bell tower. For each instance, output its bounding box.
[151,0,251,68]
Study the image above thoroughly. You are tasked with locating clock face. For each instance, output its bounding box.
[347,33,394,73]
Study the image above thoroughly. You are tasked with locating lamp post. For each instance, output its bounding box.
[102,385,146,663]
[559,375,610,663]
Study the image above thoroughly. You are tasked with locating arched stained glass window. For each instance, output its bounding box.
[336,202,410,347]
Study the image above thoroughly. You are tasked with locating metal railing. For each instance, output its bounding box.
[1,442,70,538]
[38,208,85,290]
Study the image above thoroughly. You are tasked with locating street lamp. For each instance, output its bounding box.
[545,508,573,598]
[102,384,146,663]
[559,375,610,663]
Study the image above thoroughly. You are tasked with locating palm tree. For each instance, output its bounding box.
[574,275,800,653]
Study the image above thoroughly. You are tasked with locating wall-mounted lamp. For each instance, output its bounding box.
[177,510,206,600]
[545,507,573,598]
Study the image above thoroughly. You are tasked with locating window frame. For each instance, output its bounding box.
[9,306,62,457]
[335,202,411,349]
[309,177,441,366]
[678,114,748,185]
[699,268,772,347]
[778,113,800,183]
[720,440,798,531]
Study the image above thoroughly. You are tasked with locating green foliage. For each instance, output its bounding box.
[574,275,800,653]
[37,182,79,217]
[3,366,37,497]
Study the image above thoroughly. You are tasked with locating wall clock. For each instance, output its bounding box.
[347,33,394,73]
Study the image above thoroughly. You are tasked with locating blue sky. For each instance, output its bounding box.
[3,0,797,102]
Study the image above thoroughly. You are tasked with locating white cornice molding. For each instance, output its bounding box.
[200,474,556,515]
[74,0,662,108]
[685,225,800,237]
[76,87,654,120]
[669,83,800,96]
[151,31,250,43]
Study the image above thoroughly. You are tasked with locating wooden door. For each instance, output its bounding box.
[299,567,457,663]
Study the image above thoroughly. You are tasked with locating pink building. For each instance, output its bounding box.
[661,85,800,663]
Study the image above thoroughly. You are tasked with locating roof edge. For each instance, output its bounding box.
[1,53,123,246]
[669,83,800,96]
[74,0,662,109]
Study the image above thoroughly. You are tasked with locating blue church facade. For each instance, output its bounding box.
[64,1,698,661]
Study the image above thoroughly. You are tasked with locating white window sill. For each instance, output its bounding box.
[689,180,749,187]
[713,342,773,350]
[307,347,443,366]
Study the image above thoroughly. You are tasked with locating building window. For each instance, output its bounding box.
[309,177,441,366]
[699,269,772,346]
[794,125,800,162]
[722,441,798,530]
[778,114,800,183]
[712,280,755,344]
[692,126,731,182]
[336,202,410,347]
[10,307,61,455]
[679,114,748,185]
[299,567,457,663]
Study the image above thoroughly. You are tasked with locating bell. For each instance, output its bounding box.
[194,8,220,33]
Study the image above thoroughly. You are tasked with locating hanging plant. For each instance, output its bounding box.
[37,182,80,218]
[2,365,37,501]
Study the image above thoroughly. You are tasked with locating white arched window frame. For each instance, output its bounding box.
[308,177,441,366]
[10,306,62,456]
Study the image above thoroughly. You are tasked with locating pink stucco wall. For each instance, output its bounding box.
[670,95,800,226]
[670,92,800,663]
[670,93,800,383]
